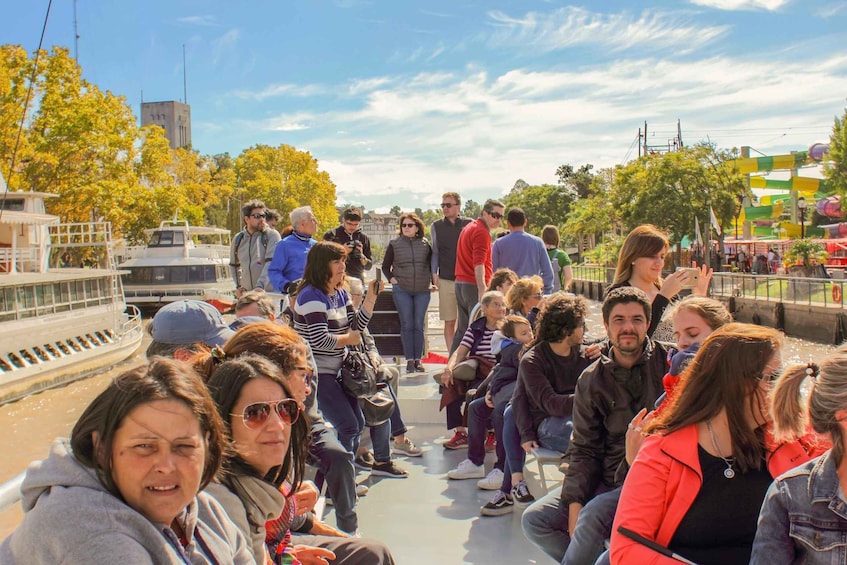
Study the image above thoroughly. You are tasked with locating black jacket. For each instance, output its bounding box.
[561,339,669,506]
[324,225,372,279]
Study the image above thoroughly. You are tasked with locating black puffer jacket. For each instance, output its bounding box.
[382,235,432,293]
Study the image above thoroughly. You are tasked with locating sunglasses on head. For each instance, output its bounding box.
[440,203,455,208]
[489,212,503,219]
[250,213,266,219]
[233,399,300,429]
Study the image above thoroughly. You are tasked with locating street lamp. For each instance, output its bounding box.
[798,196,807,239]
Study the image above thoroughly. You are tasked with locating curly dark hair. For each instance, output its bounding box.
[531,293,588,345]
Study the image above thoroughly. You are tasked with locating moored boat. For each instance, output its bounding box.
[117,219,236,311]
[0,184,143,404]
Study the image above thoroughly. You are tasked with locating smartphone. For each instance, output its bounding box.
[677,267,700,288]
[375,268,382,286]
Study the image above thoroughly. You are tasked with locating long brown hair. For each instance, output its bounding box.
[645,323,783,472]
[505,276,542,314]
[771,346,847,463]
[613,224,669,287]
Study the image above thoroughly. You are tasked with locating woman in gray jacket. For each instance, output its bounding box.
[382,212,435,373]
[0,358,253,564]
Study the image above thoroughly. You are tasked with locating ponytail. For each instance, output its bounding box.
[770,363,817,443]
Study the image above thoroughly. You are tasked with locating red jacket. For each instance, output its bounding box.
[610,423,829,564]
[454,218,492,285]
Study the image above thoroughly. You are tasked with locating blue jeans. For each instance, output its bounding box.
[522,490,570,562]
[308,422,359,533]
[368,418,392,463]
[386,381,408,439]
[391,285,430,360]
[317,373,364,457]
[537,416,573,454]
[562,487,621,565]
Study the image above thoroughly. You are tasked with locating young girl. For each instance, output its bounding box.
[447,315,533,486]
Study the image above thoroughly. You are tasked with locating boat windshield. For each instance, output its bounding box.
[148,231,185,247]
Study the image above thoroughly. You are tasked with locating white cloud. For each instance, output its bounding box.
[174,15,219,27]
[689,0,791,11]
[231,83,326,101]
[211,29,240,66]
[486,7,730,54]
[814,2,847,17]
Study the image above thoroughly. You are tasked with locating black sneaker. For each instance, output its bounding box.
[371,460,408,478]
[406,360,417,374]
[511,480,536,504]
[354,451,375,470]
[415,359,425,372]
[480,490,514,516]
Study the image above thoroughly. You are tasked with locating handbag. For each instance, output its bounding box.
[359,383,396,426]
[338,345,379,399]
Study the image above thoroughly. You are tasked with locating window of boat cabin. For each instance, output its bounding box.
[0,287,15,321]
[0,199,25,212]
[149,231,185,247]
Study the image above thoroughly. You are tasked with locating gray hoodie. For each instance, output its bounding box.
[0,438,255,565]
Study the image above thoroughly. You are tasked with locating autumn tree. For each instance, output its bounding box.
[234,144,337,233]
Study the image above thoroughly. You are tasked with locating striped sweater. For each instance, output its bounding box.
[293,285,371,359]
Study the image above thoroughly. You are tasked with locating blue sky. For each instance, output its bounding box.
[6,0,847,212]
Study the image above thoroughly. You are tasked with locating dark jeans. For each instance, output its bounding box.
[391,285,430,360]
[309,421,359,533]
[290,533,396,565]
[467,397,507,468]
[500,404,525,493]
[387,380,408,439]
[450,281,479,354]
[317,373,364,457]
[537,416,573,454]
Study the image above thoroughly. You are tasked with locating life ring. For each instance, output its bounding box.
[833,285,842,303]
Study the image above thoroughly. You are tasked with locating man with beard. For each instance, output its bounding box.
[521,286,668,563]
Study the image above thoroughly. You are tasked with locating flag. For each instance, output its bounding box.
[710,207,722,236]
[695,217,703,246]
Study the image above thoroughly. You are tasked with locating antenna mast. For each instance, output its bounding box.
[183,44,188,103]
[73,0,80,63]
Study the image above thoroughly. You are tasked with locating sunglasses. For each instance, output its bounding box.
[489,212,503,219]
[233,399,300,429]
[250,213,266,219]
[402,223,416,228]
[440,203,455,208]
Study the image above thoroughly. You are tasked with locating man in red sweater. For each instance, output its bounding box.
[450,198,504,353]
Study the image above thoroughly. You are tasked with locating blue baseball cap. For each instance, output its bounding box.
[150,300,234,347]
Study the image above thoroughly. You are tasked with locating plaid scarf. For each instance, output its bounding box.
[264,482,300,565]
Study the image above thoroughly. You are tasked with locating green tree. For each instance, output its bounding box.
[463,199,481,218]
[503,183,575,235]
[556,163,594,199]
[825,107,847,197]
[389,205,401,216]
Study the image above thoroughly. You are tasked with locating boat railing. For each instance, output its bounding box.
[0,247,40,274]
[120,304,143,337]
[49,222,113,247]
[0,472,24,514]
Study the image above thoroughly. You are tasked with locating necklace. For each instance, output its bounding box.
[706,419,736,479]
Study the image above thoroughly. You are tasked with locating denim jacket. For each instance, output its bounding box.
[751,450,847,564]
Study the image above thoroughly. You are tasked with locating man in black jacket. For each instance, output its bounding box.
[521,287,668,563]
[323,206,372,281]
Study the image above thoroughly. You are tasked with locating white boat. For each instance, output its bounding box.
[117,220,236,311]
[0,184,144,404]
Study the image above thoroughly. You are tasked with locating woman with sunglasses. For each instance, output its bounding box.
[505,276,544,326]
[193,325,394,562]
[0,358,253,563]
[610,324,824,565]
[205,354,327,564]
[293,241,406,480]
[381,212,435,374]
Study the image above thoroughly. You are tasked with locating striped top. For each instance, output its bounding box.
[460,325,497,363]
[293,284,371,359]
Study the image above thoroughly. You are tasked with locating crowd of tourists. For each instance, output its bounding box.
[3,195,847,564]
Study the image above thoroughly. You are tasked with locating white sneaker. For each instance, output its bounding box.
[447,458,485,480]
[477,468,504,490]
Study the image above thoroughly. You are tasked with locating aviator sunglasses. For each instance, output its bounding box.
[233,398,300,429]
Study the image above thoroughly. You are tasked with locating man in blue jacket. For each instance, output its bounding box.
[268,206,319,293]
